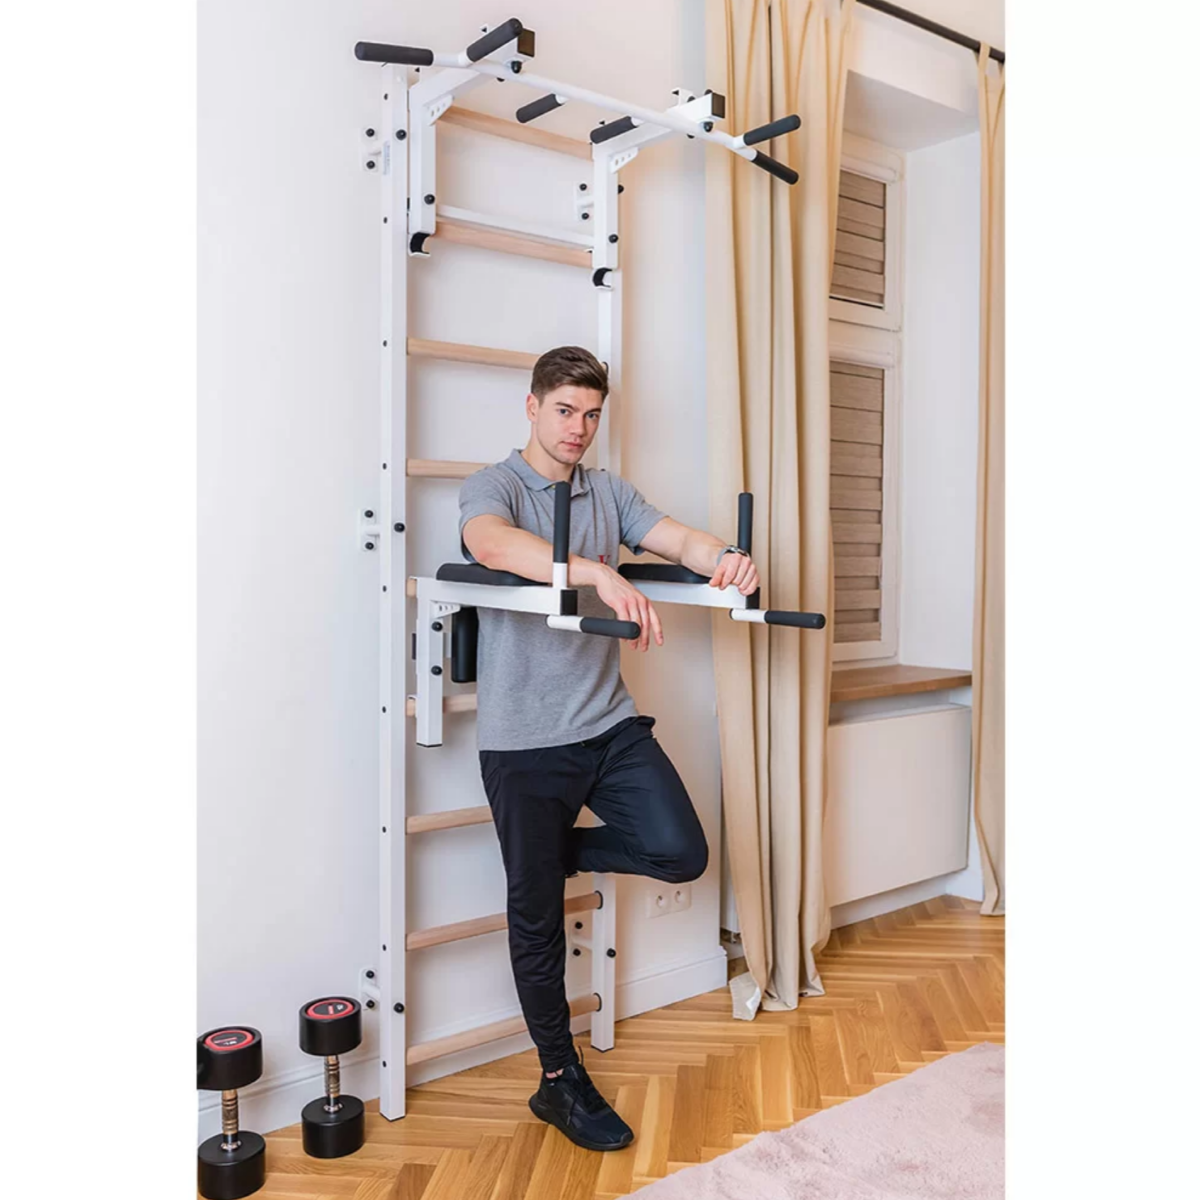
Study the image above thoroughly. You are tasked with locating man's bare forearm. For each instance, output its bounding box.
[474,525,607,588]
[680,529,728,576]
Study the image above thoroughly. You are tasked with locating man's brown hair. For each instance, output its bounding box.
[530,346,608,402]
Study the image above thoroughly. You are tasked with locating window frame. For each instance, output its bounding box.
[830,134,905,333]
[829,326,901,663]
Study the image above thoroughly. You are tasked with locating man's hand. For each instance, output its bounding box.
[708,550,760,596]
[592,564,664,652]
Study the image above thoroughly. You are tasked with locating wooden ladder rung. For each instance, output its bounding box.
[437,215,592,270]
[440,106,593,161]
[408,338,539,372]
[406,458,488,480]
[407,891,600,952]
[405,692,478,714]
[406,803,491,834]
[406,991,601,1067]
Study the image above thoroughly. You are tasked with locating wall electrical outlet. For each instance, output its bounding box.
[645,882,692,918]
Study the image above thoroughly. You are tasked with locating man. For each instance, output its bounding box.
[458,345,761,1152]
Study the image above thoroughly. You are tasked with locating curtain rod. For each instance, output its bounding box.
[855,0,1006,65]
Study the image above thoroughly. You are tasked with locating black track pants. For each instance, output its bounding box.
[479,715,709,1072]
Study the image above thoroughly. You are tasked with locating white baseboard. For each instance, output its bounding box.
[829,871,966,928]
[198,945,729,1139]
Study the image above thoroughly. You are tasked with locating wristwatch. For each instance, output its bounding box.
[715,545,749,566]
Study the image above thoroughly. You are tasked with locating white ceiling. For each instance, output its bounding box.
[843,70,979,151]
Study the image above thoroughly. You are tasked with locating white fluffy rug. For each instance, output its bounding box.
[633,1042,1004,1199]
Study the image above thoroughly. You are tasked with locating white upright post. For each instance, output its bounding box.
[593,147,623,479]
[378,66,409,1121]
[589,873,618,1050]
[590,142,627,1052]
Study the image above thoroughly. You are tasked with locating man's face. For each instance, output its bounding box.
[527,384,604,467]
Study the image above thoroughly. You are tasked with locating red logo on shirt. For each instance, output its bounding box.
[598,554,607,564]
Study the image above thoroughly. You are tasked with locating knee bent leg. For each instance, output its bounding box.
[649,839,708,884]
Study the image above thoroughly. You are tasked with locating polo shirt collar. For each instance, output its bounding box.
[505,448,590,496]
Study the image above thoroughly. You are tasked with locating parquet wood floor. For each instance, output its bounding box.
[235,895,1003,1199]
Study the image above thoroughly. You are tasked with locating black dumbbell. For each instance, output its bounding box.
[197,1026,266,1200]
[299,996,365,1158]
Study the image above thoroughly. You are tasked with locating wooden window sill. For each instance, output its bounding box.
[830,664,972,704]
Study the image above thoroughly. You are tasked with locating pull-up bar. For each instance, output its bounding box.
[355,16,802,185]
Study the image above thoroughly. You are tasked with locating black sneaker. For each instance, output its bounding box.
[528,1051,634,1151]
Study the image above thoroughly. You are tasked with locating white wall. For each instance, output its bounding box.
[899,131,981,669]
[849,0,1003,120]
[200,0,716,1137]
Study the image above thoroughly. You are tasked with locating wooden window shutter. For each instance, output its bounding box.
[831,361,884,644]
[832,170,885,307]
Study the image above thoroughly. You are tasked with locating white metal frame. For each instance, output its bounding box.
[362,19,805,1121]
[377,66,409,1123]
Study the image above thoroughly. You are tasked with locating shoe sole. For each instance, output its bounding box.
[528,1093,634,1152]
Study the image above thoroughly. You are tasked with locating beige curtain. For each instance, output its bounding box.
[706,0,855,1012]
[973,46,1005,915]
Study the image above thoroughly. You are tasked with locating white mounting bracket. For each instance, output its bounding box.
[568,919,594,958]
[408,66,489,249]
[670,89,724,126]
[414,591,463,747]
[610,148,640,173]
[359,508,382,551]
[361,122,384,173]
[359,966,381,1012]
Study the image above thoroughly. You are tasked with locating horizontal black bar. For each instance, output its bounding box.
[354,41,434,66]
[516,92,563,124]
[580,617,641,639]
[590,116,637,144]
[763,610,826,630]
[751,151,798,185]
[467,17,524,62]
[435,563,546,587]
[618,564,711,585]
[857,0,1004,64]
[741,114,801,146]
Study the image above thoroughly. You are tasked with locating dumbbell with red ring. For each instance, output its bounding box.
[197,1026,266,1199]
[299,996,365,1158]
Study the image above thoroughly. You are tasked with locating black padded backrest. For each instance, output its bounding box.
[618,563,711,585]
[436,563,547,588]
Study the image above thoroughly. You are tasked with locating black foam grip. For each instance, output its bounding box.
[467,18,524,61]
[763,610,827,629]
[737,493,753,554]
[451,607,479,683]
[354,41,434,66]
[751,151,799,185]
[741,114,801,146]
[553,481,570,563]
[580,617,641,639]
[590,116,637,144]
[517,93,563,123]
[619,564,711,585]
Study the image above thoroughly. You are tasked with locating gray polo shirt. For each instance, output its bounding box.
[457,448,667,751]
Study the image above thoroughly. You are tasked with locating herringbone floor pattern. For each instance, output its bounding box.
[243,896,1003,1199]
